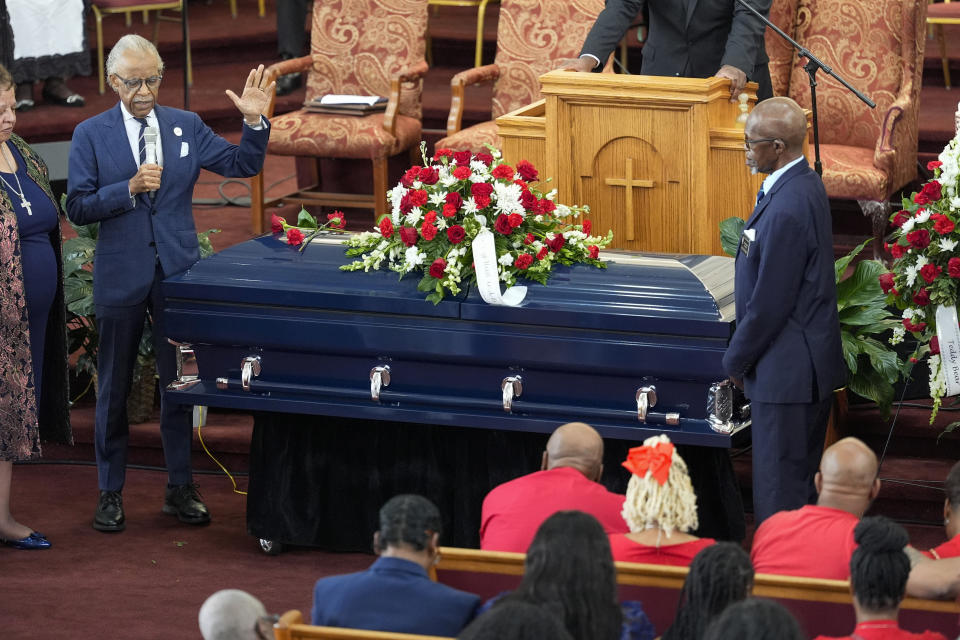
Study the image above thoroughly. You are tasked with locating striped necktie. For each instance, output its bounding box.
[135,117,149,165]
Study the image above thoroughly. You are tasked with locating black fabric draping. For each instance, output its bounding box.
[0,1,91,83]
[247,414,745,551]
[0,1,13,70]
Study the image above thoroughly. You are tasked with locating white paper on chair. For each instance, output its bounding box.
[319,95,387,106]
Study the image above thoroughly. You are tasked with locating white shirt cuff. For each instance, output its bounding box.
[244,116,266,130]
[580,54,601,69]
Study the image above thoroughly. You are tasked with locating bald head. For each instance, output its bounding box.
[816,437,880,516]
[198,589,266,640]
[543,422,604,481]
[747,97,807,153]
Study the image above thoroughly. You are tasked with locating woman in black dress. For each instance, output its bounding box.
[0,62,71,549]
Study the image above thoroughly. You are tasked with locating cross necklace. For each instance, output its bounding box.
[0,142,32,216]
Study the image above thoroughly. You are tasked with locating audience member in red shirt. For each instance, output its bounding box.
[814,516,947,640]
[751,437,880,580]
[608,435,715,565]
[921,460,960,560]
[479,422,628,552]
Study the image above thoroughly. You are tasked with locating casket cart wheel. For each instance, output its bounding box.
[258,538,284,555]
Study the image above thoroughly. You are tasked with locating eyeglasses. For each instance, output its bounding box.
[254,614,280,640]
[114,74,162,91]
[744,137,781,150]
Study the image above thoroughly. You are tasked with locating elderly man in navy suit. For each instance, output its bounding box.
[66,34,273,532]
[722,97,845,525]
[312,495,480,635]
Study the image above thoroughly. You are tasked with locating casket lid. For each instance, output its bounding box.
[164,236,734,334]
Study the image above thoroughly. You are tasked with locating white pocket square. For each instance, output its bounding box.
[179,141,189,158]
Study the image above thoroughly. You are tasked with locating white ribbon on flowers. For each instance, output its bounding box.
[472,225,526,306]
[935,305,960,397]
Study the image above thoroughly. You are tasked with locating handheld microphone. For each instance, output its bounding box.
[143,126,159,203]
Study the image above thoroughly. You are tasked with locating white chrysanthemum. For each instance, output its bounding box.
[905,262,919,287]
[930,354,947,399]
[915,254,929,269]
[440,172,458,188]
[469,172,488,183]
[939,237,958,252]
[405,208,423,226]
[900,216,916,233]
[463,197,479,215]
[889,325,906,346]
[492,181,523,215]
[915,208,931,224]
[429,191,447,207]
[470,159,487,173]
[436,218,449,230]
[498,253,514,266]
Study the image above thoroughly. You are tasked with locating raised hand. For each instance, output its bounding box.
[225,64,276,125]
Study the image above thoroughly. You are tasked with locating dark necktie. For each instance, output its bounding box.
[756,188,765,205]
[135,117,149,164]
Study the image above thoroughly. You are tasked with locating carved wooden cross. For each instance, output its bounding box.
[605,158,654,240]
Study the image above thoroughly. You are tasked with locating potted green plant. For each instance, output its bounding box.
[62,209,219,422]
[720,217,903,421]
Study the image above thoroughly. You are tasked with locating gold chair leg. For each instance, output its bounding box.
[475,0,492,68]
[372,156,388,219]
[259,0,265,18]
[936,24,952,90]
[251,171,266,235]
[230,0,237,19]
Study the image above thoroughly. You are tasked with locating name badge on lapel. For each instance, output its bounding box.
[739,228,756,256]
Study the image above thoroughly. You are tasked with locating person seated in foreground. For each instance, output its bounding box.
[490,510,655,640]
[703,599,805,640]
[610,434,715,565]
[198,589,272,640]
[751,437,880,579]
[661,542,754,640]
[480,422,628,552]
[311,494,480,635]
[458,600,575,640]
[814,516,947,640]
[921,460,960,559]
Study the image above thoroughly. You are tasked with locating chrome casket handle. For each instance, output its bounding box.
[166,339,200,391]
[370,365,391,401]
[501,375,523,412]
[241,356,261,392]
[636,385,657,422]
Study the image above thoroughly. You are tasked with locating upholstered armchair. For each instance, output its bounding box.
[777,0,926,249]
[250,0,429,234]
[765,0,800,98]
[436,0,604,153]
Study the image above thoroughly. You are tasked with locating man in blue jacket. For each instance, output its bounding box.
[722,97,845,524]
[312,495,480,635]
[66,34,273,532]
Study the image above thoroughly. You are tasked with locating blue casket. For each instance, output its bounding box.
[162,235,749,448]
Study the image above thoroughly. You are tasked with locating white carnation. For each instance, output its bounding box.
[404,246,425,270]
[498,253,514,266]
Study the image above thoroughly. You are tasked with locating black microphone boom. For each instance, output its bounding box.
[734,0,875,177]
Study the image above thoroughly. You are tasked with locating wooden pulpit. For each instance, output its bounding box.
[497,71,770,255]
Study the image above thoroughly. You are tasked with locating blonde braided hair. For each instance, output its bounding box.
[621,434,699,537]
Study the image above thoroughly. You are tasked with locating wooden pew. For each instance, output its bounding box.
[432,547,960,637]
[272,610,454,640]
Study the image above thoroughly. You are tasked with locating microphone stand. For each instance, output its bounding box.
[734,0,875,176]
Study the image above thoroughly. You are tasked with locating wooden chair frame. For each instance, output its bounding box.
[272,610,453,640]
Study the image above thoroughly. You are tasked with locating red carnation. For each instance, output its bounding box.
[445,192,463,208]
[524,233,535,245]
[429,258,447,279]
[891,210,910,228]
[516,160,538,183]
[418,166,439,185]
[536,247,549,261]
[514,253,534,270]
[537,198,557,215]
[379,217,394,238]
[931,336,941,355]
[907,229,931,249]
[932,213,956,235]
[949,257,960,279]
[286,228,304,246]
[424,210,438,225]
[903,318,927,332]
[508,213,524,228]
[475,152,494,166]
[327,211,346,229]
[491,164,515,180]
[401,167,420,188]
[399,192,414,214]
[453,151,472,165]
[409,189,429,208]
[471,182,494,199]
[928,160,943,171]
[889,243,906,259]
[588,245,599,259]
[442,203,458,218]
[913,287,930,306]
[399,226,418,247]
[421,223,438,241]
[447,225,466,244]
[922,181,943,202]
[494,214,513,235]
[878,272,895,294]
[433,148,453,161]
[548,234,565,253]
[271,214,285,233]
[474,195,491,210]
[453,165,472,180]
[920,263,942,284]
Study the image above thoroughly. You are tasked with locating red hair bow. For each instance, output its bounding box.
[622,442,675,486]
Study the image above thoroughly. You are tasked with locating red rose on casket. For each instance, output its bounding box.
[920,263,942,284]
[931,336,941,355]
[379,217,394,238]
[399,226,418,247]
[913,287,930,307]
[536,247,549,261]
[429,258,447,278]
[418,166,439,185]
[327,212,346,229]
[447,225,466,244]
[582,219,592,236]
[516,160,538,183]
[494,214,513,235]
[453,151,472,165]
[471,182,494,199]
[949,257,960,279]
[928,160,943,171]
[446,192,463,208]
[514,253,534,270]
[548,234,566,253]
[891,210,910,228]
[475,152,494,166]
[401,167,420,188]
[889,243,906,259]
[508,213,524,228]
[520,189,537,210]
[271,214,285,233]
[286,228,304,246]
[878,272,895,294]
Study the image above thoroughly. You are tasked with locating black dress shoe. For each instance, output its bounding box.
[163,484,211,525]
[93,490,125,532]
[275,72,302,96]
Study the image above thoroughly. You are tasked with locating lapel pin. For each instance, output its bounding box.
[173,126,182,136]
